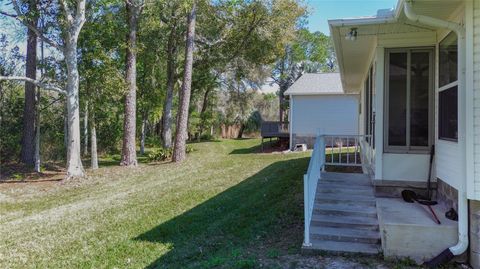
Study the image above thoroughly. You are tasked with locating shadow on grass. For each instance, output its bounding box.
[229,139,283,155]
[135,157,309,268]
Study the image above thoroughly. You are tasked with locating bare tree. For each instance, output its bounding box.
[0,0,87,178]
[120,0,144,166]
[173,1,196,163]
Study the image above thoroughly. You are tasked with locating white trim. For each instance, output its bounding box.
[374,47,385,180]
[465,0,475,200]
[285,92,358,96]
[289,97,293,150]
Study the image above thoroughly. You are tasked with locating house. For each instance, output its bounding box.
[284,73,359,150]
[301,0,480,268]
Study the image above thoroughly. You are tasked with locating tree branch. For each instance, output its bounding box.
[9,0,62,50]
[0,76,66,95]
[59,0,74,24]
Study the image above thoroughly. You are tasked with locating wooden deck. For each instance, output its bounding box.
[261,121,289,138]
[260,121,289,151]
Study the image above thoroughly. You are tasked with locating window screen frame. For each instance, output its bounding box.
[438,31,458,142]
[384,47,435,154]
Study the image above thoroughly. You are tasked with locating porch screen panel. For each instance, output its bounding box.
[388,52,407,146]
[410,52,430,147]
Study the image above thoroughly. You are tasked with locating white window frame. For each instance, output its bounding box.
[438,32,459,142]
[384,47,435,154]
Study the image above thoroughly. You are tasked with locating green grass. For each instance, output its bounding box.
[0,139,448,269]
[0,139,310,268]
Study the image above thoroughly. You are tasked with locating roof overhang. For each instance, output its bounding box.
[329,0,464,93]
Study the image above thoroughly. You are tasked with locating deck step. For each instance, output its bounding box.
[311,213,379,230]
[320,173,372,186]
[314,203,377,218]
[307,239,381,254]
[306,172,380,254]
[310,226,380,244]
[317,186,375,196]
[317,182,374,192]
[321,172,371,181]
[315,193,376,205]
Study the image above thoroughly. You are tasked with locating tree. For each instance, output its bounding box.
[271,29,331,122]
[19,0,39,166]
[120,0,144,166]
[160,3,183,149]
[173,1,196,163]
[0,0,87,178]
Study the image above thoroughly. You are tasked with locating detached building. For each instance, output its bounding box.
[285,73,359,149]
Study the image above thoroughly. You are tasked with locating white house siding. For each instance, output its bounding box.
[291,95,358,146]
[472,0,480,199]
[435,141,462,190]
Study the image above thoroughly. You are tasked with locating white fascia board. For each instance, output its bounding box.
[287,92,358,96]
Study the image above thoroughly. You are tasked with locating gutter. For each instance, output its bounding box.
[403,1,468,267]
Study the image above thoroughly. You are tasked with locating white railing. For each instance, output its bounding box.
[303,135,325,247]
[323,135,373,167]
[302,134,372,247]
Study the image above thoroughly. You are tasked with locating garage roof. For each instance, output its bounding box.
[284,73,345,96]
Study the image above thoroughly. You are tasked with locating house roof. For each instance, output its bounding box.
[284,73,345,96]
[328,0,464,93]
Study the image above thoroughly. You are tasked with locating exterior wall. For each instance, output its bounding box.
[470,200,480,269]
[290,95,359,147]
[471,0,480,200]
[382,153,430,182]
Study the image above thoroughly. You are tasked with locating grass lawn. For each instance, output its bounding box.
[0,139,440,268]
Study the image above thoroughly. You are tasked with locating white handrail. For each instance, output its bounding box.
[303,135,324,247]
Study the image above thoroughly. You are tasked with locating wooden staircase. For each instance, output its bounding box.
[306,172,381,254]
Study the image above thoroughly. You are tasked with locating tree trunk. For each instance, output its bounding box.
[140,112,146,155]
[237,124,245,139]
[173,2,196,163]
[161,22,178,149]
[120,2,141,166]
[91,116,98,170]
[64,38,85,177]
[198,88,211,139]
[20,13,38,166]
[83,101,88,156]
[34,86,41,172]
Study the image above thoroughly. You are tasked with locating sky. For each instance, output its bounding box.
[306,0,398,34]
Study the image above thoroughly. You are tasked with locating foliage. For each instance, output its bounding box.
[147,147,173,162]
[147,145,195,162]
[0,0,315,166]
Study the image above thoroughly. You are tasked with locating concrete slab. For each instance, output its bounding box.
[376,198,458,264]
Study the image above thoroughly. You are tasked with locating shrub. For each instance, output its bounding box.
[147,146,195,162]
[147,148,172,162]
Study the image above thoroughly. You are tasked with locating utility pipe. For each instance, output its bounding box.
[403,1,468,267]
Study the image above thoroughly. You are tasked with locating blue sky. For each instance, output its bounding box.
[306,0,398,34]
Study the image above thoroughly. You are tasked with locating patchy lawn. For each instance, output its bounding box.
[0,139,451,268]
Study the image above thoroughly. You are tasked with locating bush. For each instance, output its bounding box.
[147,148,173,162]
[200,133,215,141]
[147,145,195,162]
